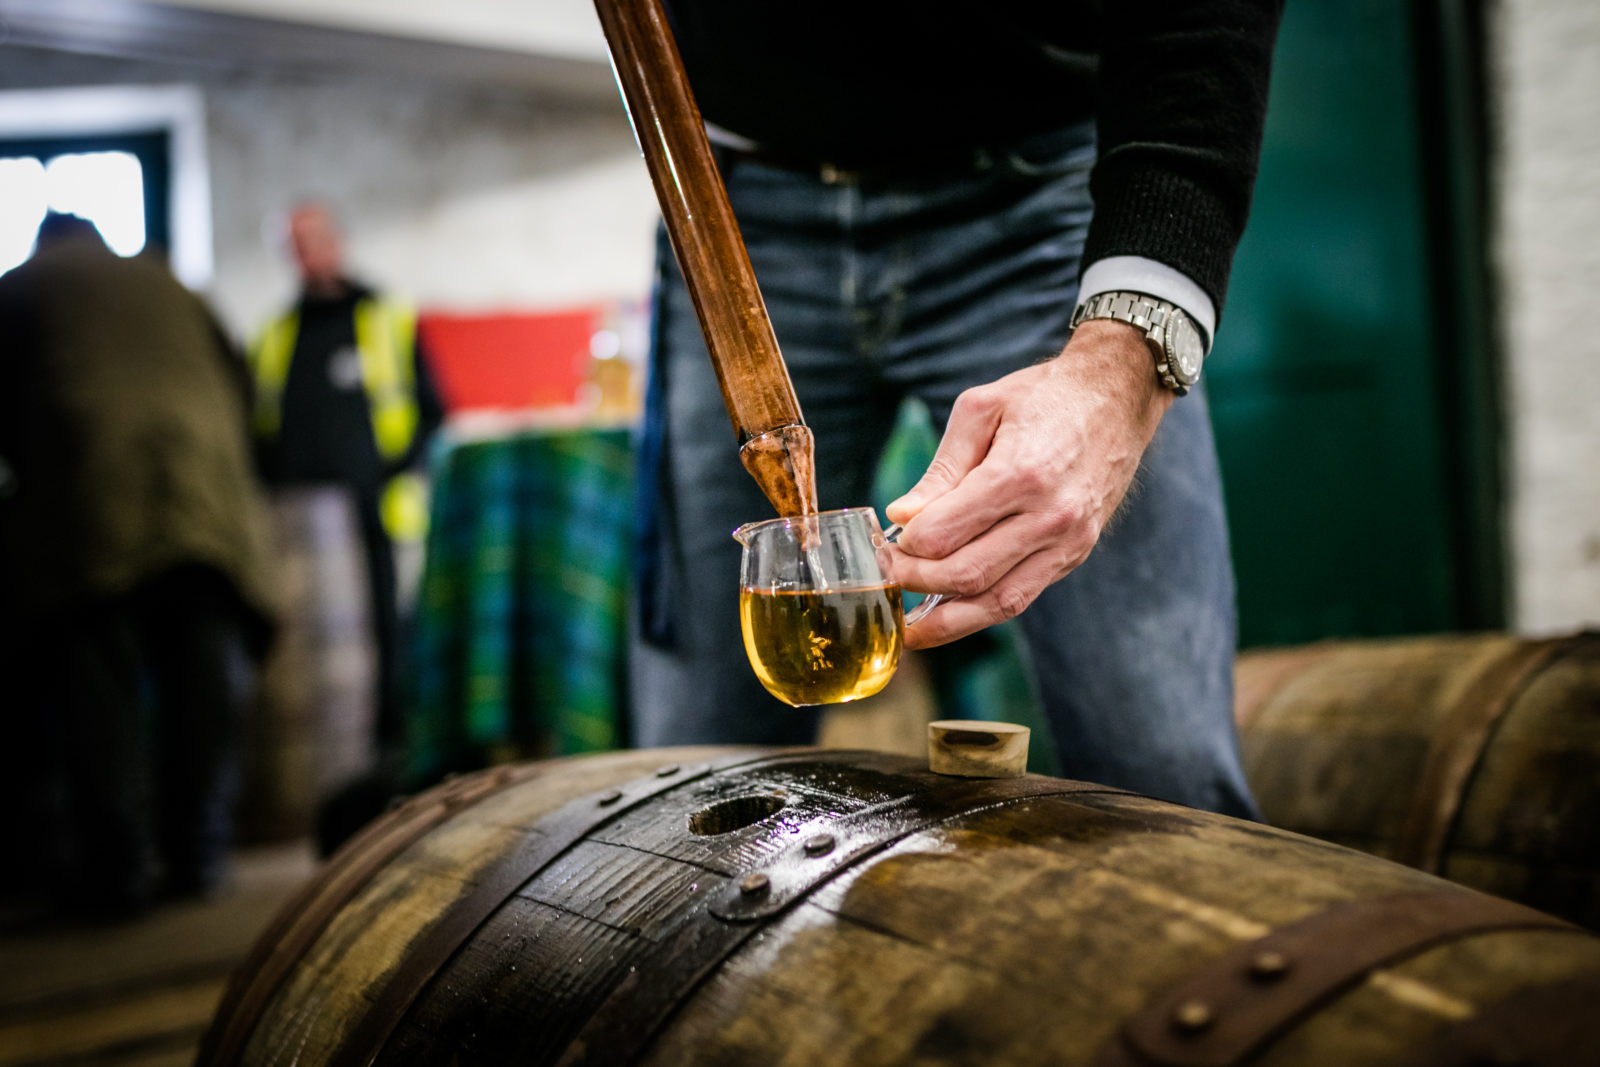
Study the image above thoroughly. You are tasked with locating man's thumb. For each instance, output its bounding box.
[886,397,995,525]
[887,467,954,525]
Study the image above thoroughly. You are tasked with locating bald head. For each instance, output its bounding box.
[287,200,346,295]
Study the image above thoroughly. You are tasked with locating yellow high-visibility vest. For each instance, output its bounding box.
[249,297,428,543]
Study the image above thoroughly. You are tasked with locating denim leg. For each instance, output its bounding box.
[144,566,253,893]
[1012,387,1259,818]
[50,599,158,912]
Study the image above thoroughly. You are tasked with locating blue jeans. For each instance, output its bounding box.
[631,122,1258,818]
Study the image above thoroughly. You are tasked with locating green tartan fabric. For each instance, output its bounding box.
[405,426,634,783]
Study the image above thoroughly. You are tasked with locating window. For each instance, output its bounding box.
[0,85,211,286]
[0,150,148,273]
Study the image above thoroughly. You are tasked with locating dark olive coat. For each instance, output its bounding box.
[0,237,278,632]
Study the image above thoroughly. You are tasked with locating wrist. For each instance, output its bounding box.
[1070,290,1207,396]
[1059,320,1173,433]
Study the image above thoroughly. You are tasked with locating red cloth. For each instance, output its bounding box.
[418,308,599,413]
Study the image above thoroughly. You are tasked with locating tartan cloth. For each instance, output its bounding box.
[405,426,634,783]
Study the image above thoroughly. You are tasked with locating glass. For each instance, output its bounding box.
[733,507,941,707]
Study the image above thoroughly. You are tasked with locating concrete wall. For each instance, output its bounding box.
[0,45,659,339]
[160,0,608,61]
[1491,0,1600,632]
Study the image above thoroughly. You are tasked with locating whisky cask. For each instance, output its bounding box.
[200,746,1600,1067]
[1236,631,1600,927]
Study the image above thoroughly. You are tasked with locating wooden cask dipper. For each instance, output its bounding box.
[199,746,1600,1067]
[1235,630,1600,928]
[593,0,817,520]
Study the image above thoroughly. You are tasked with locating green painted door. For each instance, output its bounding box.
[1211,0,1498,647]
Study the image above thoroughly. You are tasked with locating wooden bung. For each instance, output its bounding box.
[928,719,1031,778]
[592,0,817,519]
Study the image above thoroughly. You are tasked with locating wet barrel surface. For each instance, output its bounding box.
[202,746,1600,1066]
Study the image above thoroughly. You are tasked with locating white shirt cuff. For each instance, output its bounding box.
[1078,256,1217,351]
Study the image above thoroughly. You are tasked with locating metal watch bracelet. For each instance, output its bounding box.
[1069,290,1198,396]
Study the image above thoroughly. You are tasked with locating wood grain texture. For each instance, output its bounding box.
[207,748,1600,1067]
[224,746,737,1067]
[928,720,1030,778]
[1235,632,1600,927]
[591,0,816,518]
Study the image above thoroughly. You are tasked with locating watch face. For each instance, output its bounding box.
[1165,312,1204,385]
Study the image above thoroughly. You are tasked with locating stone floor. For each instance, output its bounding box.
[0,841,318,1067]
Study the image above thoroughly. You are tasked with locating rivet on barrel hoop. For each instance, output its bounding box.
[597,790,624,806]
[656,764,681,777]
[739,872,771,897]
[803,833,836,857]
[1249,950,1290,981]
[1171,1000,1215,1035]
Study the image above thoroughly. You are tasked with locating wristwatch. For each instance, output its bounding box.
[1069,290,1206,396]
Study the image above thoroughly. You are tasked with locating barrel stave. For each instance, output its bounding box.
[386,753,1010,1065]
[585,754,924,877]
[1236,633,1600,928]
[646,904,1021,1067]
[665,798,1314,1063]
[1237,635,1519,854]
[1444,640,1600,919]
[243,819,532,1066]
[524,839,720,939]
[651,791,1600,1067]
[392,893,650,1064]
[238,747,739,1066]
[208,749,1600,1067]
[1257,928,1600,1066]
[1241,728,1426,853]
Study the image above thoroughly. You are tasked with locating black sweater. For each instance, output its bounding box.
[661,0,1285,316]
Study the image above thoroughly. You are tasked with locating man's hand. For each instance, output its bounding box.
[884,319,1174,649]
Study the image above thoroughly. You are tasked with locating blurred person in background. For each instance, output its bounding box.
[248,199,444,846]
[0,212,277,917]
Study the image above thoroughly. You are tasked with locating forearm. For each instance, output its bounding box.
[1056,319,1172,448]
[1084,0,1285,318]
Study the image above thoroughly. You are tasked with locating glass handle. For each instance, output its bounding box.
[883,523,943,626]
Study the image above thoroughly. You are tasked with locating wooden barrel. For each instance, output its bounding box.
[1235,630,1600,929]
[200,746,1600,1066]
[236,487,378,843]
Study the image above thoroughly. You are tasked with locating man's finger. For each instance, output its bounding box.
[886,508,1048,596]
[901,547,1069,650]
[885,388,1003,525]
[891,458,1019,560]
